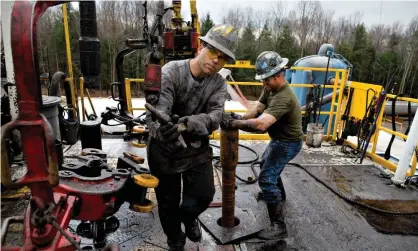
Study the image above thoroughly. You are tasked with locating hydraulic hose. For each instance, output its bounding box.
[404,101,412,139]
[210,142,418,215]
[210,143,259,184]
[288,162,418,215]
[316,53,331,123]
[384,95,401,160]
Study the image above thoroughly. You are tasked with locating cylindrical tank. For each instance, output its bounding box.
[289,44,348,132]
[40,95,64,169]
[41,95,62,140]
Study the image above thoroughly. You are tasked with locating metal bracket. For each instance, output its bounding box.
[199,207,264,244]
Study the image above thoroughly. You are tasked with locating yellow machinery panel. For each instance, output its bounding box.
[348,82,382,120]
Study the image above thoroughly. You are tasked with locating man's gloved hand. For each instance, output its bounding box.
[178,116,209,136]
[160,139,182,154]
[230,112,243,120]
[220,112,240,129]
[158,122,181,142]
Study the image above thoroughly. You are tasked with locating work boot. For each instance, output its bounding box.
[184,219,202,242]
[167,231,186,251]
[256,203,288,240]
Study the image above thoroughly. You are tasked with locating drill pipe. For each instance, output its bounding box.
[220,128,239,227]
[79,1,101,88]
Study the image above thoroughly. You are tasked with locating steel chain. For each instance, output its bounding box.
[142,1,149,39]
[30,200,82,251]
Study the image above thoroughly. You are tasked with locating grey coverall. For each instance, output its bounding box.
[146,59,227,243]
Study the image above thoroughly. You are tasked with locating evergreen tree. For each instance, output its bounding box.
[350,24,376,82]
[236,21,257,62]
[200,13,215,36]
[275,25,299,65]
[233,22,258,97]
[257,22,274,55]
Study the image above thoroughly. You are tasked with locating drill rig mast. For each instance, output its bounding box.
[162,0,200,63]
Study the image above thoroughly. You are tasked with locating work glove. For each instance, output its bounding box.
[157,122,181,142]
[178,115,209,136]
[220,112,238,129]
[160,139,183,154]
[230,112,243,120]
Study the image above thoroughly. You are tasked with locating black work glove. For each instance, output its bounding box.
[160,139,182,154]
[179,115,209,136]
[220,112,238,129]
[230,112,243,120]
[157,122,181,142]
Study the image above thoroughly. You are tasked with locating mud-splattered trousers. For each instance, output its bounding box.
[259,140,302,204]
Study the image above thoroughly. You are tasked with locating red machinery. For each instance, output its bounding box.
[0,1,157,250]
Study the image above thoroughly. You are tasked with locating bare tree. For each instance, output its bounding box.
[348,11,364,28]
[268,1,288,42]
[97,1,124,83]
[294,1,321,57]
[312,8,335,51]
[369,24,389,52]
[400,17,418,93]
[222,6,245,31]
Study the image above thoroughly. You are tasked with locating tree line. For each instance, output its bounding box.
[35,1,418,99]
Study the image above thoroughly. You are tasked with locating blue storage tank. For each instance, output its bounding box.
[287,44,349,133]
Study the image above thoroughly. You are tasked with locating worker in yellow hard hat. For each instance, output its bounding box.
[222,51,303,242]
[146,24,238,251]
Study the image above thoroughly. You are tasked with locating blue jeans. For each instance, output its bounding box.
[258,140,302,204]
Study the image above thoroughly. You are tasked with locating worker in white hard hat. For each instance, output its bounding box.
[146,24,238,251]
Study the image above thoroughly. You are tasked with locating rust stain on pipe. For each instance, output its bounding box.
[220,128,239,227]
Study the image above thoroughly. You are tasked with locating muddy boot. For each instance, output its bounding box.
[256,203,288,240]
[167,231,186,251]
[258,239,287,251]
[184,219,202,242]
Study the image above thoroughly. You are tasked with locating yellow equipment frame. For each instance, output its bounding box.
[63,2,416,177]
[62,3,79,120]
[122,62,417,176]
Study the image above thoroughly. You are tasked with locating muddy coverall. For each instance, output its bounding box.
[146,59,227,245]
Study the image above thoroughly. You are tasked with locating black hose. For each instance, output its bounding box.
[345,88,354,117]
[359,99,385,164]
[321,115,329,127]
[336,88,354,143]
[384,95,400,160]
[317,53,331,123]
[356,89,377,153]
[64,144,75,153]
[404,101,412,139]
[210,143,259,184]
[287,162,418,215]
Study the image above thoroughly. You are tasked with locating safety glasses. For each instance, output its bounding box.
[205,44,226,64]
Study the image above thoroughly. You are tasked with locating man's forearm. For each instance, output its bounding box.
[243,102,265,120]
[242,109,258,120]
[231,119,264,133]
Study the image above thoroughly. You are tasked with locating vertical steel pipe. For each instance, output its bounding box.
[220,128,239,227]
[79,1,100,88]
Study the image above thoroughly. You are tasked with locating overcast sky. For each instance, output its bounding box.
[181,0,418,28]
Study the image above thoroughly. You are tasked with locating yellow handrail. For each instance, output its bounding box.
[63,3,78,120]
